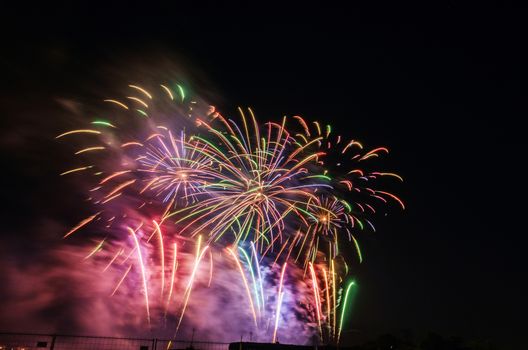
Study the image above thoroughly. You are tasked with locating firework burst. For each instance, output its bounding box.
[56,82,403,344]
[289,116,405,265]
[163,108,330,251]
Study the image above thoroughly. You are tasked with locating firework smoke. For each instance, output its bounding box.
[2,78,402,345]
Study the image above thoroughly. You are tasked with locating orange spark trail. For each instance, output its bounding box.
[63,214,99,238]
[111,264,132,296]
[176,236,209,331]
[103,248,123,272]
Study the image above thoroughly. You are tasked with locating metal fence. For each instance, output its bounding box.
[0,333,229,350]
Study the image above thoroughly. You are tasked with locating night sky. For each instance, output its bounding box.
[1,2,526,349]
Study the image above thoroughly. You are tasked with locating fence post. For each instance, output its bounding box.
[50,335,57,350]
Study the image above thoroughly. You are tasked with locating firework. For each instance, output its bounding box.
[290,116,405,264]
[56,83,403,344]
[163,108,329,251]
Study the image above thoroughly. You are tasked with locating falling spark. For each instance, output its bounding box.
[273,262,288,343]
[63,214,99,238]
[127,226,151,326]
[338,280,356,344]
[228,247,258,327]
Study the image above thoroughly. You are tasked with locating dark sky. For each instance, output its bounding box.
[1,2,526,349]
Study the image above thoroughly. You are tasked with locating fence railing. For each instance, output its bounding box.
[0,333,230,350]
